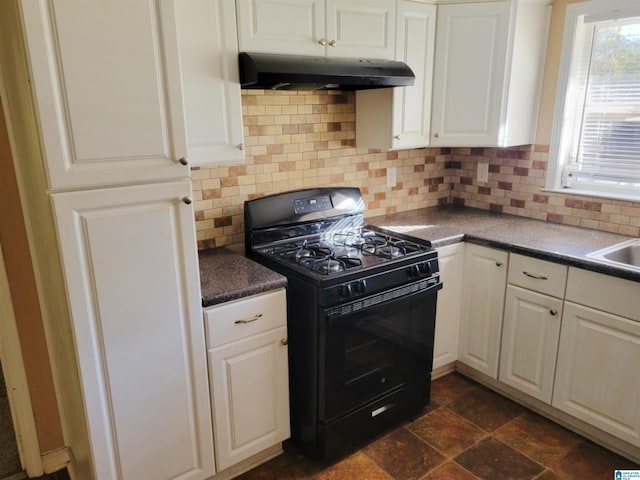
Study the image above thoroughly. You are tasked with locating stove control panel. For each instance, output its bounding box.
[293,195,333,214]
[338,280,367,299]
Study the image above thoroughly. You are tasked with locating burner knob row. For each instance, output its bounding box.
[407,261,432,278]
[338,280,367,298]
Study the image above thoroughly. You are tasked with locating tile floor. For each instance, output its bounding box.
[237,373,640,480]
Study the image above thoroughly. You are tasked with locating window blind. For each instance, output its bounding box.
[565,19,640,190]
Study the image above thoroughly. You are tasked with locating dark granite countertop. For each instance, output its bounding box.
[366,206,640,282]
[199,248,287,307]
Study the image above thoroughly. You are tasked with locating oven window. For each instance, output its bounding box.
[319,289,437,421]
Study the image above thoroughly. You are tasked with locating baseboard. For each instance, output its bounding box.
[41,447,69,475]
[208,444,283,480]
[432,362,456,380]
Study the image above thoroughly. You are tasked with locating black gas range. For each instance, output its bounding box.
[245,187,442,461]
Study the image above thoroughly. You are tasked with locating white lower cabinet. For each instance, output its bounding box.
[51,181,215,480]
[499,286,562,403]
[498,254,567,403]
[433,243,464,370]
[205,289,290,471]
[552,268,640,448]
[458,244,508,378]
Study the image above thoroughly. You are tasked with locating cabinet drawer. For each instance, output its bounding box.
[205,289,286,348]
[508,254,567,298]
[566,268,640,321]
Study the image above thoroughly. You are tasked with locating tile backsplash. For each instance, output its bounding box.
[449,146,640,237]
[192,90,640,250]
[192,90,450,250]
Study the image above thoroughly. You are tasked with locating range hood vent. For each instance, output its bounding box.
[238,52,415,90]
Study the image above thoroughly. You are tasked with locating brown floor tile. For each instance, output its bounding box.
[363,427,446,480]
[494,412,580,466]
[430,373,479,406]
[552,442,639,480]
[312,451,391,480]
[535,470,562,480]
[235,443,323,480]
[448,387,524,432]
[421,461,479,480]
[454,437,544,480]
[409,407,487,457]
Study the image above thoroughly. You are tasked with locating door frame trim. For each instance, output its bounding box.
[0,246,44,477]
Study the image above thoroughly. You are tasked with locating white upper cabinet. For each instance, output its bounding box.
[20,0,189,190]
[236,0,395,59]
[174,0,245,165]
[51,181,215,480]
[356,0,436,150]
[325,0,395,59]
[237,0,325,56]
[430,0,550,147]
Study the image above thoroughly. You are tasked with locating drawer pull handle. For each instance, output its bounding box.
[523,271,548,280]
[234,314,262,324]
[280,338,288,346]
[549,309,558,316]
[371,403,394,417]
[496,261,503,267]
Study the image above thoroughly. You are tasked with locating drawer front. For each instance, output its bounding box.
[566,268,640,321]
[508,254,567,298]
[205,289,286,347]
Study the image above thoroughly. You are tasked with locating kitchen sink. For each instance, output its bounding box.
[587,238,640,271]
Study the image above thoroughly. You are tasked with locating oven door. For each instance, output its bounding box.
[319,280,441,422]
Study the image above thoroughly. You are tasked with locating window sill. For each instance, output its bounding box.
[541,187,640,204]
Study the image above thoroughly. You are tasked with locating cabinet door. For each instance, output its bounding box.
[430,2,510,146]
[20,0,189,190]
[553,303,640,447]
[433,243,464,370]
[355,0,434,150]
[209,327,290,471]
[175,0,245,165]
[459,244,508,378]
[326,0,396,59]
[391,0,436,149]
[499,286,562,403]
[51,182,214,480]
[236,0,325,55]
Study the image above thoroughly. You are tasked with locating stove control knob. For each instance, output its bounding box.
[419,262,432,275]
[354,280,367,294]
[339,283,353,298]
[407,264,420,278]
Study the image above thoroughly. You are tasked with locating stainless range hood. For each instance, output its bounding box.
[238,52,415,90]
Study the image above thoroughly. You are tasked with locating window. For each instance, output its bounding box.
[548,0,640,199]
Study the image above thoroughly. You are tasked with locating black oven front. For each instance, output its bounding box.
[316,278,441,460]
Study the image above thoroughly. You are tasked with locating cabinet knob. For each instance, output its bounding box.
[280,338,288,346]
[182,196,193,205]
[178,157,189,166]
[496,261,503,267]
[318,38,327,46]
[328,39,337,47]
[237,143,245,151]
[394,134,401,140]
[434,133,439,138]
[549,309,558,316]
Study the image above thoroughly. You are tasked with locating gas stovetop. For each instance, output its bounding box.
[257,228,431,276]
